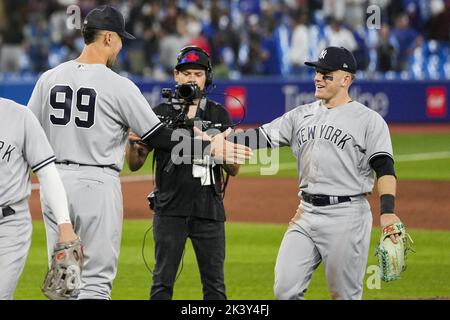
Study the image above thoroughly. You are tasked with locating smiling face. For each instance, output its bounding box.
[314,68,354,101]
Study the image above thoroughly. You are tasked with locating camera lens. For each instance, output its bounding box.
[177,84,196,100]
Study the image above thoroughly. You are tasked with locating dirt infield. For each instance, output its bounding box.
[29,177,450,230]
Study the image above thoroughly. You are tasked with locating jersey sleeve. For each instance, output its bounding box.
[27,75,45,122]
[365,112,394,163]
[117,80,164,140]
[260,110,295,148]
[23,108,56,172]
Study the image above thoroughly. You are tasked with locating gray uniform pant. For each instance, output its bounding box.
[274,196,372,300]
[42,164,122,300]
[0,199,32,300]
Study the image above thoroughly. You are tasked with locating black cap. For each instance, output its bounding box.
[305,46,357,74]
[175,47,211,71]
[83,5,135,40]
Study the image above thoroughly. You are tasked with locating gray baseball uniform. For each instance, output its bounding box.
[260,99,393,299]
[28,60,162,299]
[0,98,56,300]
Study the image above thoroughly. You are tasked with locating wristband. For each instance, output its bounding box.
[380,194,395,215]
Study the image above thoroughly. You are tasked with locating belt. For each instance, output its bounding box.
[301,192,352,206]
[0,206,15,218]
[55,161,120,173]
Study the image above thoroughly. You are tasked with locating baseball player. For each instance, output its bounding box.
[0,98,79,300]
[230,46,402,299]
[27,5,250,300]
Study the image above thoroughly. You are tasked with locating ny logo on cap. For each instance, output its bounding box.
[319,49,327,60]
[343,63,348,68]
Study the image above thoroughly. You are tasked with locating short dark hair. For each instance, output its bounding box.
[82,26,102,45]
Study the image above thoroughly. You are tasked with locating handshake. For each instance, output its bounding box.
[194,127,252,164]
[130,127,253,165]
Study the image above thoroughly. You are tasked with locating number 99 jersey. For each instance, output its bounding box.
[27,61,162,171]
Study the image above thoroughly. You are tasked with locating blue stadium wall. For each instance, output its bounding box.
[1,78,449,123]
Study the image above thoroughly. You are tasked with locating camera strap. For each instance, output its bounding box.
[195,97,207,120]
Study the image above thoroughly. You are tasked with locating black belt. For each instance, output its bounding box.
[301,192,352,206]
[1,206,15,218]
[55,161,120,173]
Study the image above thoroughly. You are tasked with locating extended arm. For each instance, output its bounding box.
[370,155,401,243]
[35,163,78,243]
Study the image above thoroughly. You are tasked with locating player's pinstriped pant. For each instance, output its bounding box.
[0,199,32,300]
[41,164,122,300]
[274,196,372,300]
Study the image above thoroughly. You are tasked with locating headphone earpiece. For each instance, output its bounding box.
[176,46,213,88]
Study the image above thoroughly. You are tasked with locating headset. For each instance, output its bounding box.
[176,45,213,88]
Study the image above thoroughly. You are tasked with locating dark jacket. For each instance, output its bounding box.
[152,98,232,222]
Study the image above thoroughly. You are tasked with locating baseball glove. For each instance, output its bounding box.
[42,237,84,300]
[375,222,414,282]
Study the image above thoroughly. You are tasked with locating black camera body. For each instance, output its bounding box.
[161,82,203,105]
[159,83,230,131]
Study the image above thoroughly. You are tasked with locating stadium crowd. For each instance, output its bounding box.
[0,0,449,80]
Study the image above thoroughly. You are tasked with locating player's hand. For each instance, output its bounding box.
[210,128,252,164]
[128,131,150,152]
[193,126,211,141]
[380,213,401,244]
[128,131,141,143]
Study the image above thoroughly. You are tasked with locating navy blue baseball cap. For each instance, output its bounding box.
[305,46,357,74]
[83,5,135,40]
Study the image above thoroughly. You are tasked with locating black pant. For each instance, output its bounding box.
[150,215,226,300]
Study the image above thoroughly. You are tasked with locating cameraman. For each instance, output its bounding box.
[126,46,239,300]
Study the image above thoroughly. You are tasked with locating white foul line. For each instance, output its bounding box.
[240,150,450,173]
[395,151,450,162]
[31,151,450,190]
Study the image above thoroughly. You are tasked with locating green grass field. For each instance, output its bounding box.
[15,132,450,300]
[14,221,450,300]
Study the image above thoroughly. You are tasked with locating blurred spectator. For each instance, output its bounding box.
[403,0,431,33]
[239,14,265,75]
[0,7,26,72]
[376,24,397,71]
[390,14,423,71]
[289,10,309,74]
[0,0,447,79]
[323,0,345,22]
[325,18,358,53]
[352,28,370,70]
[343,0,366,31]
[158,13,190,74]
[24,13,50,72]
[427,0,450,41]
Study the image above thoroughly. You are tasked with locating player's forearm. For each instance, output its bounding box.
[142,126,210,158]
[35,163,72,225]
[377,175,397,196]
[227,128,272,149]
[377,175,397,215]
[223,163,240,176]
